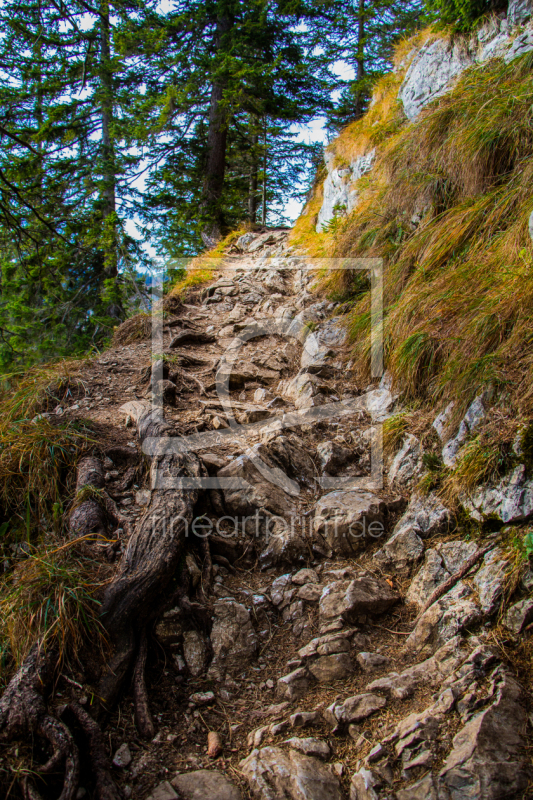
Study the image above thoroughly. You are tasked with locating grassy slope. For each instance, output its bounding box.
[291,25,533,420]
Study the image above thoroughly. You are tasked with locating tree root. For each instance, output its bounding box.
[133,630,155,740]
[69,703,120,800]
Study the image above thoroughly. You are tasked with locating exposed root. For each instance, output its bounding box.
[69,703,121,800]
[133,630,155,740]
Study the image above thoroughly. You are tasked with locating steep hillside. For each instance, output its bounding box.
[293,0,533,419]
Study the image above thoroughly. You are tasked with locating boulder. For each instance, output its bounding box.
[349,768,381,800]
[208,600,258,679]
[217,447,296,519]
[259,519,307,570]
[356,652,389,671]
[405,549,449,609]
[171,771,242,800]
[394,492,450,539]
[438,670,529,799]
[147,783,178,800]
[279,372,325,410]
[318,574,399,623]
[313,491,386,556]
[240,746,343,800]
[292,568,319,586]
[374,528,424,576]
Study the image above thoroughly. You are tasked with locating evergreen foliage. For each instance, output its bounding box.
[426,0,507,31]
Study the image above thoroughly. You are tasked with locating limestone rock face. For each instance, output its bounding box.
[316,150,375,232]
[406,582,482,655]
[318,574,399,623]
[240,746,344,800]
[462,464,533,523]
[509,0,533,26]
[388,434,422,489]
[208,600,258,679]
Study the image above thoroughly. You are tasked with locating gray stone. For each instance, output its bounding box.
[374,528,424,576]
[279,372,326,410]
[271,574,292,605]
[217,448,296,519]
[240,746,343,800]
[356,652,389,671]
[362,387,395,422]
[314,491,386,556]
[473,547,510,614]
[438,670,529,799]
[406,582,482,654]
[503,597,533,635]
[183,630,208,678]
[442,395,486,468]
[509,0,533,26]
[396,774,438,800]
[349,767,381,800]
[462,464,533,523]
[208,600,258,679]
[147,783,178,800]
[437,539,479,574]
[366,636,469,700]
[298,632,351,660]
[319,574,399,622]
[276,668,313,701]
[388,435,422,489]
[399,35,474,120]
[308,653,354,682]
[316,150,375,232]
[171,771,242,800]
[259,523,307,570]
[292,568,319,585]
[394,492,450,539]
[406,549,449,609]
[284,738,331,760]
[112,743,132,769]
[325,693,387,727]
[316,441,353,475]
[297,583,323,603]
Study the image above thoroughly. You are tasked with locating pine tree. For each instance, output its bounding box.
[326,0,425,129]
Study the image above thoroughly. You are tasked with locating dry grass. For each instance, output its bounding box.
[296,33,533,417]
[169,227,248,298]
[0,538,109,687]
[112,312,152,346]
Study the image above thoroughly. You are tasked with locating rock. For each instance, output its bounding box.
[284,738,331,760]
[316,150,375,232]
[313,491,386,556]
[405,549,449,608]
[388,435,422,489]
[438,670,529,799]
[308,653,354,682]
[289,710,322,728]
[292,568,319,585]
[217,447,297,519]
[406,582,482,654]
[473,547,510,614]
[437,539,478,573]
[442,395,486,467]
[316,441,353,475]
[189,691,215,706]
[394,492,450,539]
[279,372,325,410]
[298,632,351,660]
[276,668,313,701]
[374,528,424,576]
[208,600,258,679]
[319,573,399,624]
[362,387,396,423]
[395,774,438,800]
[366,635,469,700]
[259,521,307,570]
[399,35,474,120]
[462,464,533,523]
[349,767,381,800]
[254,388,273,403]
[356,652,389,671]
[509,0,533,26]
[270,574,292,605]
[297,583,323,602]
[112,743,132,769]
[325,693,387,728]
[240,746,343,800]
[147,783,178,800]
[183,630,208,678]
[504,597,533,635]
[171,770,242,800]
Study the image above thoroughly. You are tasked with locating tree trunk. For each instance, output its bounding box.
[100,0,117,279]
[353,0,366,120]
[261,121,267,226]
[201,14,233,247]
[248,132,259,224]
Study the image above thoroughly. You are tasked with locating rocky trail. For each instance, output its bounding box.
[9,229,533,800]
